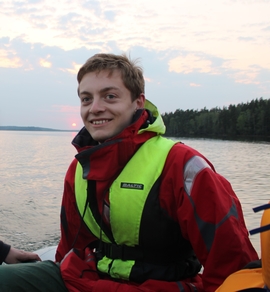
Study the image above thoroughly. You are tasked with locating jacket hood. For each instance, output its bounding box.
[139,99,166,135]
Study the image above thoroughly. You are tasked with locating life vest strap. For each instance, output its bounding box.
[99,242,196,264]
[100,242,143,261]
[97,241,202,281]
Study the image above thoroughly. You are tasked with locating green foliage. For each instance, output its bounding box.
[162,97,270,141]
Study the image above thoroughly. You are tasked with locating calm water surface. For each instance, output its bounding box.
[0,131,76,251]
[0,131,269,257]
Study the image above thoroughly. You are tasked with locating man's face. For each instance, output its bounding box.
[78,70,145,143]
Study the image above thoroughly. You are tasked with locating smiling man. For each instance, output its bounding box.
[0,53,258,292]
[78,69,144,143]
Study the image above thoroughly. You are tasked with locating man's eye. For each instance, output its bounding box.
[81,97,91,103]
[105,94,115,100]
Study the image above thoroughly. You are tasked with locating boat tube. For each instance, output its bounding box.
[36,245,57,261]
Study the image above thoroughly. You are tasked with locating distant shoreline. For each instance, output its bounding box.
[0,126,78,132]
[2,126,269,143]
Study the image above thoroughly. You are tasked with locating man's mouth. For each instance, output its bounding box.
[91,119,111,125]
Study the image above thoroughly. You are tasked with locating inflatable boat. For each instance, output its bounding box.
[36,245,57,261]
[35,202,270,291]
[216,202,270,291]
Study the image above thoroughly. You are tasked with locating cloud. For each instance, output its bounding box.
[0,48,22,68]
[222,59,262,85]
[144,77,151,83]
[230,70,260,85]
[61,62,82,75]
[1,0,269,64]
[168,54,219,75]
[39,55,52,68]
[238,37,255,42]
[190,83,201,87]
[0,0,269,129]
[262,25,270,31]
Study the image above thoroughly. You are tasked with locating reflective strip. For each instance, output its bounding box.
[184,156,211,196]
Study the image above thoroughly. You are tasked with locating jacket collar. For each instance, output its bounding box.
[72,101,165,181]
[72,100,165,151]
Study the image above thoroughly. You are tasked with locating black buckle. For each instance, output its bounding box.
[102,243,143,261]
[109,244,126,260]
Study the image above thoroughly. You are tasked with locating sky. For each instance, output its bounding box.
[0,0,270,130]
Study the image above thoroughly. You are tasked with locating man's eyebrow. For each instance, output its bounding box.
[78,86,120,96]
[100,86,120,93]
[79,91,92,96]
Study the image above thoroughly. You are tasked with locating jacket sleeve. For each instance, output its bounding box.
[0,240,11,265]
[162,144,258,291]
[55,159,96,263]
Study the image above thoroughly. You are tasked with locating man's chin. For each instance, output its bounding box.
[91,133,111,144]
[90,129,121,143]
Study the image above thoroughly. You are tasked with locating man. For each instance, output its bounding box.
[0,53,258,291]
[0,240,40,264]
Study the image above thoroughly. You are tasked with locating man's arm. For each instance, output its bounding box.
[159,144,258,291]
[0,240,11,264]
[180,166,258,291]
[4,246,41,264]
[0,240,40,264]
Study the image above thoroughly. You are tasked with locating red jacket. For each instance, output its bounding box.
[56,107,258,292]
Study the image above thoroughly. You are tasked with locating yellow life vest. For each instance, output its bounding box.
[75,136,184,281]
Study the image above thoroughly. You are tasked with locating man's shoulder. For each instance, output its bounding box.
[168,140,201,155]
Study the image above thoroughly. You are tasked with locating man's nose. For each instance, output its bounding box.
[89,98,105,113]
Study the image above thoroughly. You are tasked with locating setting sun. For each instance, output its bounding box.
[72,123,76,127]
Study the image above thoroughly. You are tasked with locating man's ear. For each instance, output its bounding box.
[136,93,146,109]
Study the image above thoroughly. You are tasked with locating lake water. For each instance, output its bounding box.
[0,131,269,257]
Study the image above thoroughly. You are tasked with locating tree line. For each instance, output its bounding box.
[162,97,270,142]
